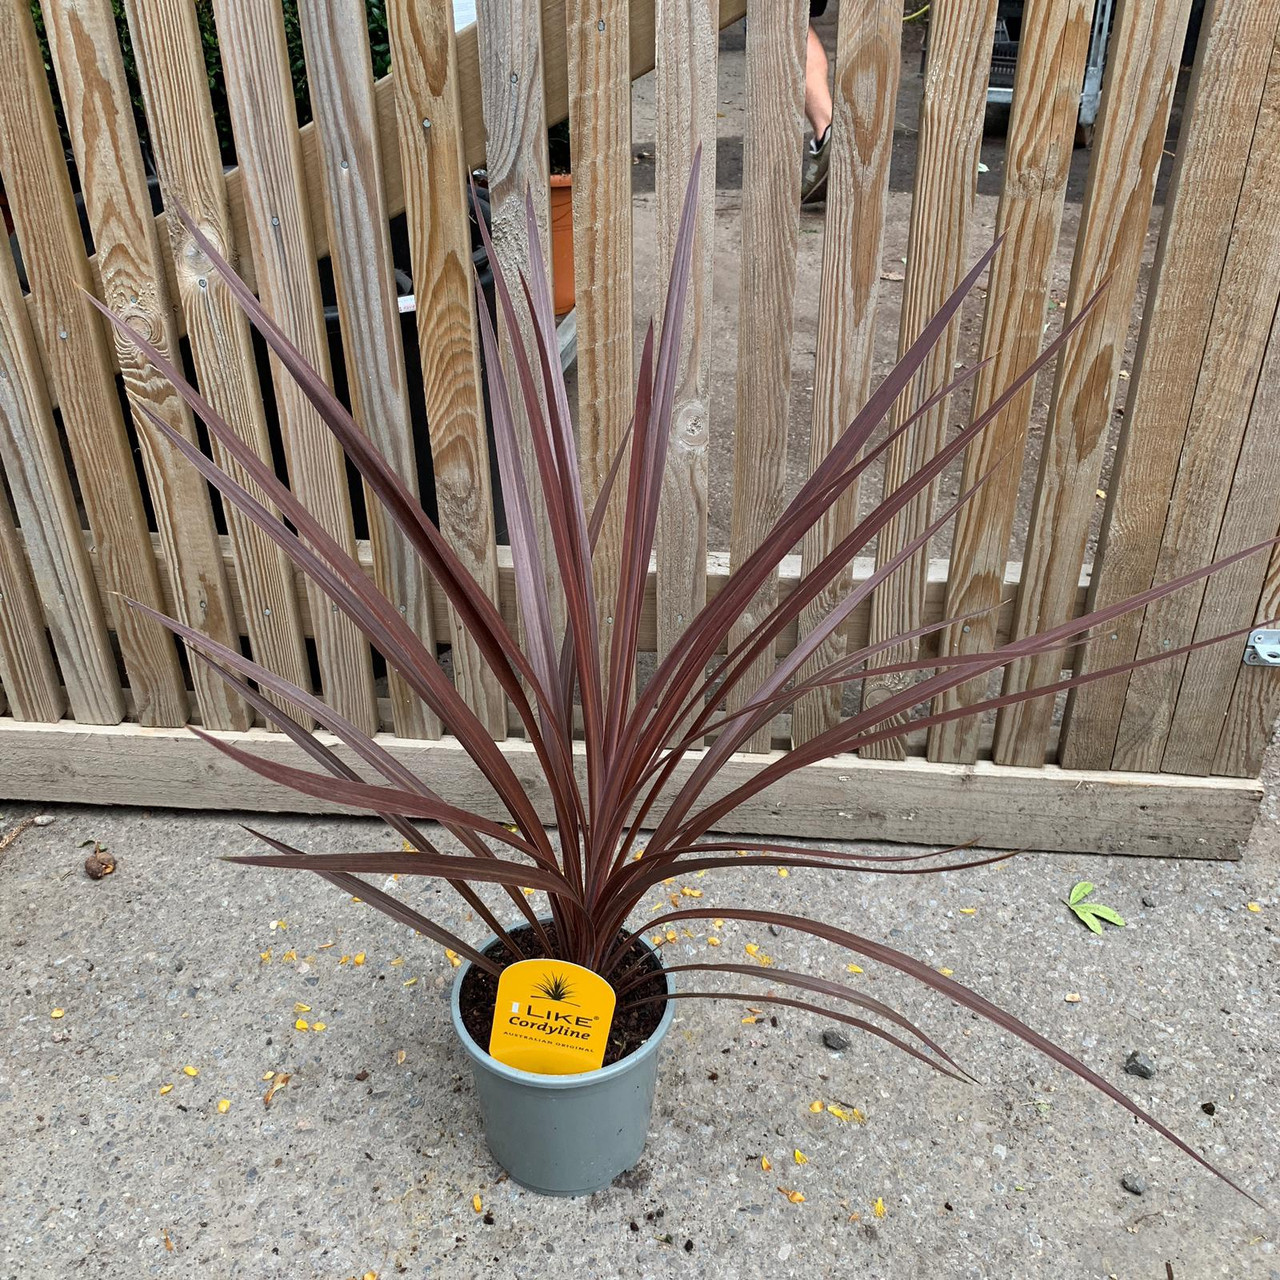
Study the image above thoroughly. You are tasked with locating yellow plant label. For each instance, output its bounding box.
[488,959,615,1075]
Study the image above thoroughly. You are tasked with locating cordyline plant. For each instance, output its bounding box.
[94,156,1266,1199]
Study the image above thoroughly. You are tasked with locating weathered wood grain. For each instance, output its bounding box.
[0,718,1259,859]
[43,0,249,731]
[725,0,808,754]
[475,0,566,645]
[994,0,1195,766]
[1214,476,1280,779]
[928,0,1092,764]
[564,0,636,675]
[1164,304,1280,775]
[0,479,62,722]
[860,0,1001,761]
[27,0,753,406]
[0,243,121,724]
[123,0,314,728]
[1060,0,1280,770]
[386,0,507,739]
[653,0,718,734]
[213,0,379,735]
[1108,37,1280,773]
[298,0,440,741]
[792,0,903,746]
[0,0,188,726]
[79,534,1085,670]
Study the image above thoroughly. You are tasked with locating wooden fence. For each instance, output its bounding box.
[0,0,1278,858]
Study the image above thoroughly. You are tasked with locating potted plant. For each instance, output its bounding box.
[547,119,574,316]
[95,157,1263,1202]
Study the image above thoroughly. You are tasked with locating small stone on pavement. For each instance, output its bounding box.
[821,1029,851,1051]
[1121,1173,1147,1196]
[1124,1050,1155,1079]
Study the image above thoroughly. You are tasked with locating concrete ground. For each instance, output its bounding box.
[1,789,1277,1280]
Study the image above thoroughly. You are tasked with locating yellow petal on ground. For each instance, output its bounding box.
[669,894,680,907]
[662,877,675,885]
[445,949,462,968]
[349,897,362,904]
[472,1194,483,1213]
[293,1003,312,1014]
[633,847,645,860]
[1247,902,1262,912]
[706,937,721,947]
[364,1272,378,1280]
[757,953,774,967]
[311,1021,327,1032]
[695,870,707,878]
[713,919,725,929]
[280,950,297,963]
[778,868,789,878]
[353,952,366,966]
[390,956,404,966]
[217,1099,230,1114]
[939,968,954,977]
[183,1065,199,1077]
[295,1019,310,1031]
[873,1197,887,1219]
[522,887,536,897]
[681,886,703,897]
[741,1015,758,1024]
[846,964,863,974]
[744,943,760,956]
[263,1071,275,1081]
[159,1083,173,1095]
[778,1187,805,1204]
[809,1100,824,1113]
[403,978,419,987]
[959,907,976,915]
[339,954,351,965]
[665,929,677,943]
[50,1008,65,1019]
[794,1149,808,1165]
[851,1108,867,1124]
[827,1104,849,1121]
[396,1049,407,1065]
[651,935,664,946]
[259,950,272,963]
[761,1156,772,1171]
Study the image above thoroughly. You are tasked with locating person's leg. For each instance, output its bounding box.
[804,25,832,141]
[801,24,833,203]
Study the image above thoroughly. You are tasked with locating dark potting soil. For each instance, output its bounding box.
[458,922,667,1068]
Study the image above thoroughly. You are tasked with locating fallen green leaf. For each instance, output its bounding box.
[1066,882,1125,934]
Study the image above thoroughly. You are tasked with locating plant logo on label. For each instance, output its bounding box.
[489,959,616,1074]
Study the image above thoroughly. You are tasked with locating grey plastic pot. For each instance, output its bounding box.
[450,931,675,1197]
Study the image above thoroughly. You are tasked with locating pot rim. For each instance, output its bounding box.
[450,924,675,1091]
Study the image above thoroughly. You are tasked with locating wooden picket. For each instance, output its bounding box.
[1059,0,1280,770]
[1,0,1278,860]
[726,0,808,754]
[993,0,1195,766]
[859,0,1000,761]
[928,0,1093,764]
[792,0,902,748]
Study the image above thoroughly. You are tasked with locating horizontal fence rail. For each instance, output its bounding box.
[0,0,1278,858]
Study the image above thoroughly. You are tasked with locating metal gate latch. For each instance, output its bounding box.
[1243,630,1280,665]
